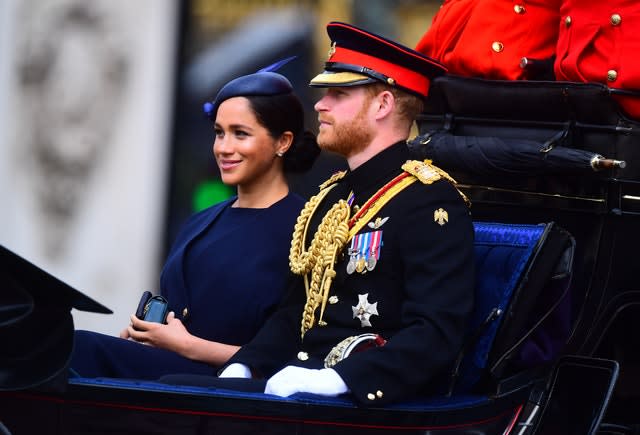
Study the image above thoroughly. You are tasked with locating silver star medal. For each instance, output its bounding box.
[352,293,379,327]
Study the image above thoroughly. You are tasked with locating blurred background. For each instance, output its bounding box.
[0,0,441,334]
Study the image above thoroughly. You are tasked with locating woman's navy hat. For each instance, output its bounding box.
[203,58,295,121]
[310,22,447,98]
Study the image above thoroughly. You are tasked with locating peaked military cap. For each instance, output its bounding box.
[0,245,112,391]
[310,21,447,98]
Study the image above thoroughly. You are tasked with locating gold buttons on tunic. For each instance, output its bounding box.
[376,390,384,398]
[297,351,309,361]
[607,69,618,82]
[367,393,375,401]
[329,295,339,304]
[564,16,572,27]
[514,4,526,14]
[610,14,622,26]
[491,41,504,53]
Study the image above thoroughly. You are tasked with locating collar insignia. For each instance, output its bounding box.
[318,170,347,190]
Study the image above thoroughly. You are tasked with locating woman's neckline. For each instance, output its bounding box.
[230,191,290,210]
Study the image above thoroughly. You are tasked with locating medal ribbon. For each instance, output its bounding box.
[369,230,382,261]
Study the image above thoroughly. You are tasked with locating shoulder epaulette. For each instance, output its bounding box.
[402,160,471,207]
[318,170,347,190]
[401,159,458,184]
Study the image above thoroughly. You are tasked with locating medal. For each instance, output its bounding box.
[347,231,383,275]
[347,257,356,274]
[346,247,358,275]
[352,293,379,327]
[366,255,377,271]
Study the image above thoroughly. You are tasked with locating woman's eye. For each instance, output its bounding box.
[235,130,249,138]
[214,128,223,138]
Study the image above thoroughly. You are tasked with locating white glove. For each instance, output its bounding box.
[219,363,252,378]
[264,366,349,397]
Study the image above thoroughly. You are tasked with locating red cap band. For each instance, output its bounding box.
[329,46,431,96]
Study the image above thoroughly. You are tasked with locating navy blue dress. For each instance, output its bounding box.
[71,193,304,379]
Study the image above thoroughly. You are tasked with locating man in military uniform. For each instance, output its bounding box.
[219,21,475,406]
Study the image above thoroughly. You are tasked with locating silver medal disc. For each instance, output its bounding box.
[346,258,356,274]
[366,256,377,271]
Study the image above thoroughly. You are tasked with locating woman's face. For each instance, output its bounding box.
[213,97,282,189]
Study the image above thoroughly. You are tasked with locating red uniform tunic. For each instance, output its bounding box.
[554,0,640,119]
[416,0,560,80]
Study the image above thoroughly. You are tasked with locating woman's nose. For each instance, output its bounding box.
[214,135,231,154]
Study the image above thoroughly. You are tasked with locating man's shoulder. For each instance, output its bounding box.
[401,160,471,207]
[401,159,456,186]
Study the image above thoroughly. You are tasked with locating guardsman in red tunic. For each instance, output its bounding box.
[415,0,560,80]
[554,0,640,119]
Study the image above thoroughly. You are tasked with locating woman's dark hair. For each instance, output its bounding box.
[246,93,320,173]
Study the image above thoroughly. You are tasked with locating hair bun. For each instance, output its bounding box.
[283,131,320,173]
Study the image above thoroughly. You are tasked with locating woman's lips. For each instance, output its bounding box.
[219,159,241,170]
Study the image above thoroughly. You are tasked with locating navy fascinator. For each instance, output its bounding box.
[203,57,296,121]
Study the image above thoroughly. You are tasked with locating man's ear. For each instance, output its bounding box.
[373,90,395,121]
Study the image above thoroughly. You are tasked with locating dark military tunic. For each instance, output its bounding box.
[228,142,475,406]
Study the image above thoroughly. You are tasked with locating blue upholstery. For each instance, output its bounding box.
[69,222,550,410]
[453,222,547,394]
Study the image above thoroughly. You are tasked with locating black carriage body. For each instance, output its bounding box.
[417,75,640,431]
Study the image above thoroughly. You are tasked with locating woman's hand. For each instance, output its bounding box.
[125,311,193,356]
[121,312,240,366]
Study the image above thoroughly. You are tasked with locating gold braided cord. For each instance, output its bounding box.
[290,197,351,338]
[289,173,350,338]
[289,185,337,277]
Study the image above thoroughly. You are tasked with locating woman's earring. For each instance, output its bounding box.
[276,151,284,157]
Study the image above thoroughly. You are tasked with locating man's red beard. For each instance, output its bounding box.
[317,100,374,158]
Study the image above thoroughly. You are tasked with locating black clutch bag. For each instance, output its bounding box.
[134,291,168,324]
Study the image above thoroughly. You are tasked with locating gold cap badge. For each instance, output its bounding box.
[327,41,336,59]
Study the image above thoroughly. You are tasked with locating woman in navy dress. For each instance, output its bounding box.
[71,68,320,379]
